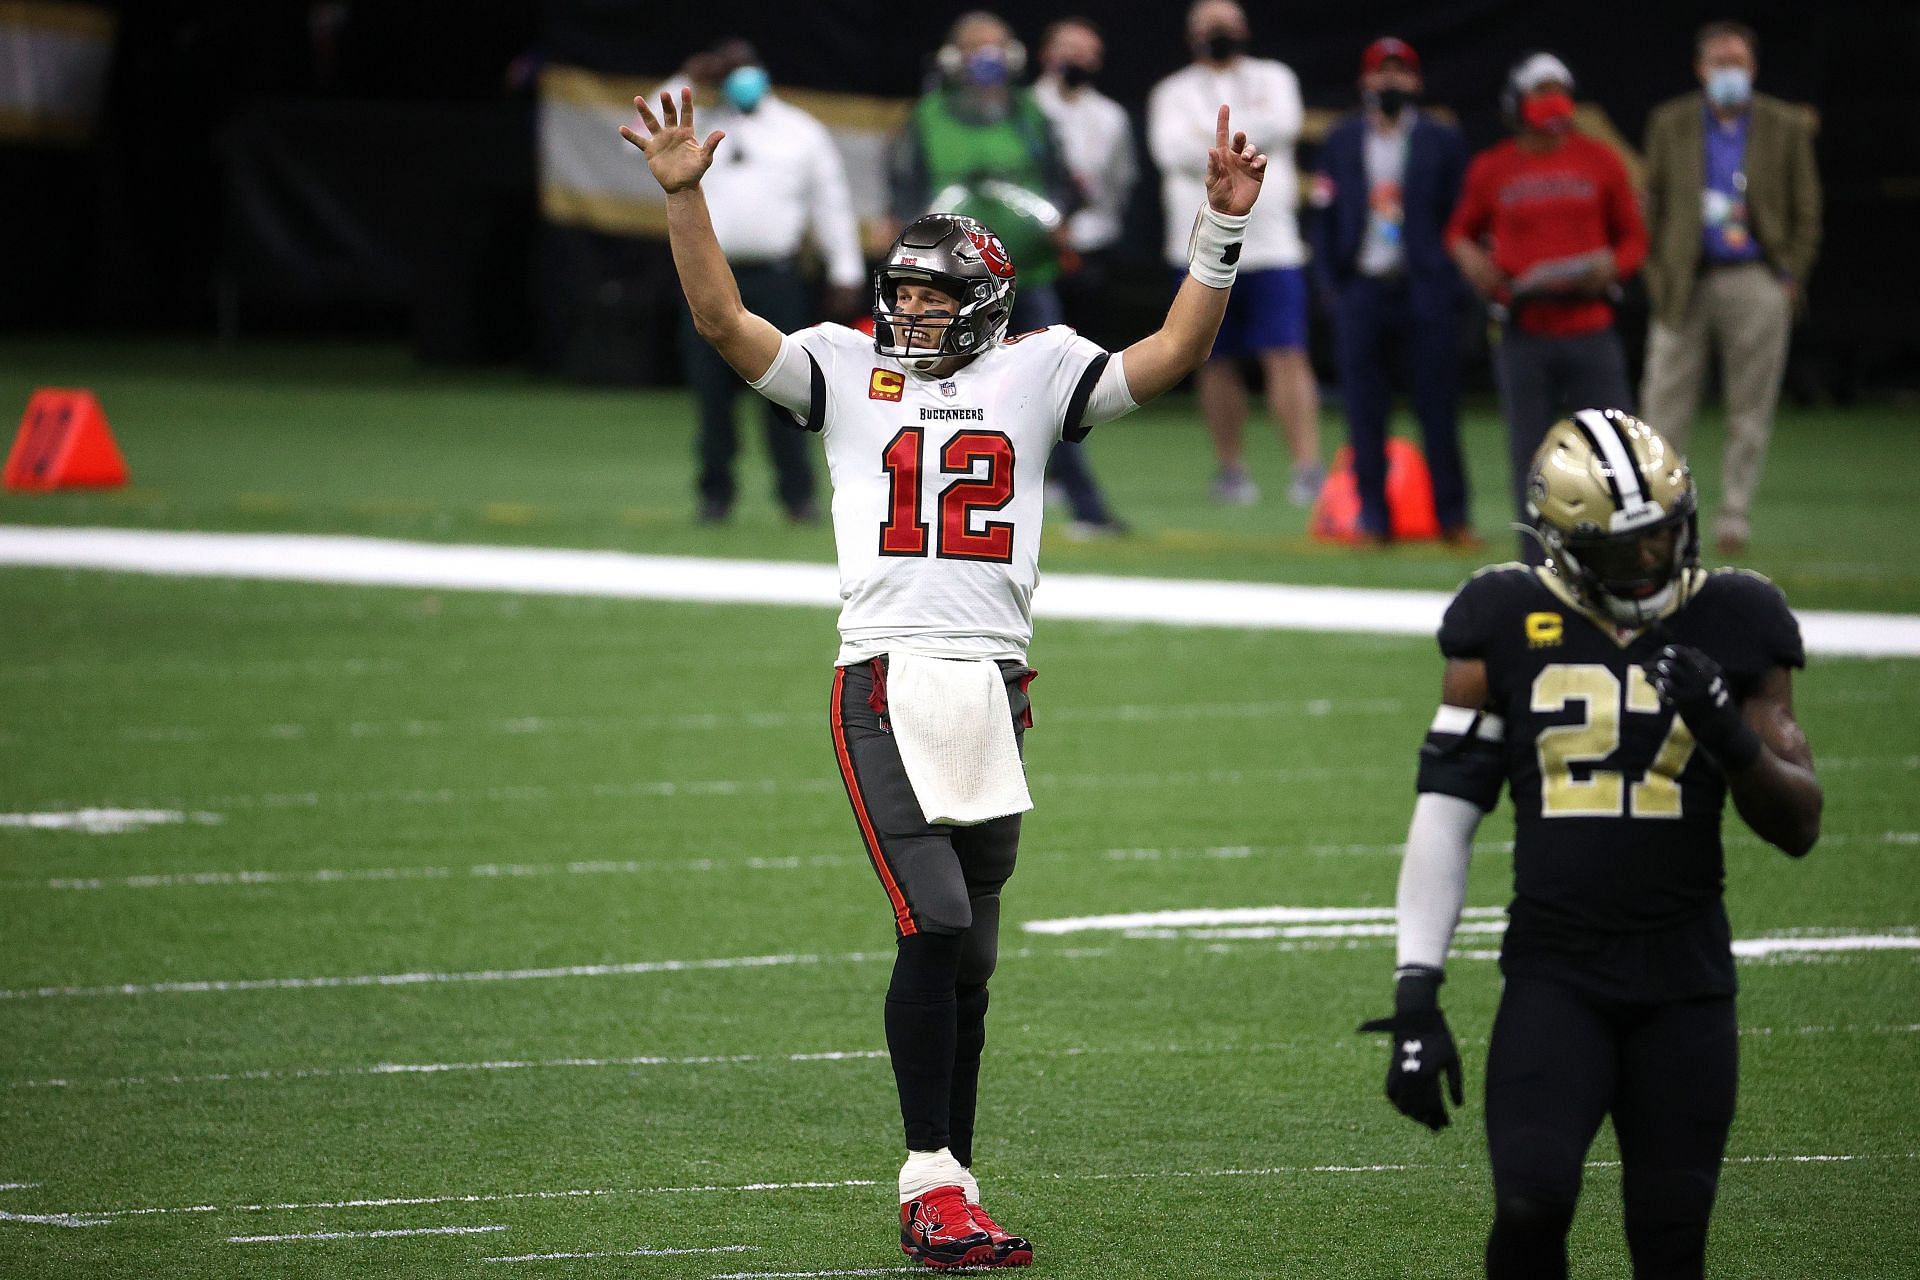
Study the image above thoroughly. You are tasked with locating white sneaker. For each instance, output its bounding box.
[1211,466,1260,506]
[1287,461,1327,508]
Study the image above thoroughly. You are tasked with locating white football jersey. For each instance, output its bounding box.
[750,322,1135,663]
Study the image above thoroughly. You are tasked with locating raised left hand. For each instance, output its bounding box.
[1204,105,1267,216]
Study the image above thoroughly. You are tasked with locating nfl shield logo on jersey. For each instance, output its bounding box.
[940,381,958,398]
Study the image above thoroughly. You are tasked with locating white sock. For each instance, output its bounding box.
[899,1147,968,1204]
[957,1165,981,1204]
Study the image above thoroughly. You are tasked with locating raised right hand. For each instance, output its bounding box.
[620,88,725,194]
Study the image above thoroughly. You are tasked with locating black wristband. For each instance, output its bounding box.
[1393,967,1443,1014]
[1703,715,1764,773]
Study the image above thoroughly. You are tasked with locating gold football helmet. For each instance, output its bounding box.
[1526,409,1699,626]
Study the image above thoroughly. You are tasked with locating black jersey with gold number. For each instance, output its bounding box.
[1417,565,1805,1001]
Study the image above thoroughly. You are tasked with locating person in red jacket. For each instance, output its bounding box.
[1447,52,1647,561]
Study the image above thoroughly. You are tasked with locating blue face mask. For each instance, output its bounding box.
[966,48,1010,87]
[1706,66,1751,110]
[723,65,770,112]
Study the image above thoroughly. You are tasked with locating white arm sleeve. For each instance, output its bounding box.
[744,333,821,422]
[1082,351,1138,427]
[1394,791,1482,974]
[747,333,813,416]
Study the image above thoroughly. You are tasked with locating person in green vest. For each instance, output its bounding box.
[892,10,1126,536]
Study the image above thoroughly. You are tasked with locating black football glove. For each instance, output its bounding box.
[1357,968,1464,1132]
[1648,644,1762,771]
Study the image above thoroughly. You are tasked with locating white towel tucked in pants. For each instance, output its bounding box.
[885,651,1034,826]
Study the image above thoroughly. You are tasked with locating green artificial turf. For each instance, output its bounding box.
[1,340,1916,1276]
[2,569,1916,1279]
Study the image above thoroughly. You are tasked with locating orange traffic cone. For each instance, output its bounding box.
[1384,437,1441,540]
[4,389,128,491]
[1309,439,1441,542]
[1309,445,1365,542]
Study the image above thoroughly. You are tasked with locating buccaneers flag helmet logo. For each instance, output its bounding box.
[967,228,1015,279]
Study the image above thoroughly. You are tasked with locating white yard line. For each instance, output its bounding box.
[0,951,882,1002]
[0,809,221,835]
[486,1243,757,1263]
[3,526,1915,656]
[709,1272,923,1279]
[228,1223,506,1244]
[1024,905,1506,934]
[0,1210,115,1227]
[10,1049,890,1092]
[21,761,1913,828]
[11,1156,1909,1232]
[23,830,1908,897]
[14,763,1405,822]
[98,696,1408,750]
[30,1180,883,1227]
[17,1024,1915,1094]
[1731,935,1920,957]
[32,854,857,893]
[5,915,1913,1004]
[709,1272,925,1279]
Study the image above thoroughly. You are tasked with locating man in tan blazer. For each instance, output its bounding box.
[1640,20,1821,554]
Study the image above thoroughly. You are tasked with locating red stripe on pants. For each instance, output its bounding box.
[831,665,916,936]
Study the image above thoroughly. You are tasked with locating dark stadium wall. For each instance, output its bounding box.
[7,0,1916,390]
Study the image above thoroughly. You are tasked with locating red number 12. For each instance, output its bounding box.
[878,427,1016,564]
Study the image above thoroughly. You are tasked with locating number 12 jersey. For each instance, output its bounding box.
[751,322,1136,664]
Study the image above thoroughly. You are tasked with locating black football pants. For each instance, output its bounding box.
[1485,975,1738,1280]
[830,658,1030,1166]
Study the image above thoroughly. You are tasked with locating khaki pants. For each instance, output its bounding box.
[1640,262,1793,542]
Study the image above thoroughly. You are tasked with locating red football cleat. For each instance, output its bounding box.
[900,1184,995,1269]
[967,1200,1034,1267]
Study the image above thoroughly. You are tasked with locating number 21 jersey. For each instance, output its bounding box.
[753,322,1129,664]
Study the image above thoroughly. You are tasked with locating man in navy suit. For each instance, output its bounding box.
[1314,38,1475,544]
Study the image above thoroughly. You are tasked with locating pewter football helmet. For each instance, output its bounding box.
[873,213,1016,372]
[1527,409,1700,626]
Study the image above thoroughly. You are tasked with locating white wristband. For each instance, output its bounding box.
[1186,205,1251,289]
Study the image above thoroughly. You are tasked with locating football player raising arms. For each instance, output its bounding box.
[1361,410,1822,1279]
[624,89,1267,1269]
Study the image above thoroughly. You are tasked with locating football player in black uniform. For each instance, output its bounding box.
[1361,409,1823,1279]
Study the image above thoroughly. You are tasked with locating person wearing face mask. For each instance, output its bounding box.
[892,11,1127,537]
[1446,51,1647,563]
[1640,21,1821,556]
[1032,17,1137,351]
[656,40,866,524]
[1149,0,1322,508]
[1312,37,1474,545]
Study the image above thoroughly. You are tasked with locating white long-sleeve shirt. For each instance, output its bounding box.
[1147,58,1304,270]
[656,83,865,288]
[1031,77,1137,254]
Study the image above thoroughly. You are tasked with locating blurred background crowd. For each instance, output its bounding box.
[5,0,1915,552]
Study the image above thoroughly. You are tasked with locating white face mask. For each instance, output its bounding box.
[1706,66,1751,109]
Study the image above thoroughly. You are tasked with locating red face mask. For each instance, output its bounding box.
[1521,90,1575,132]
